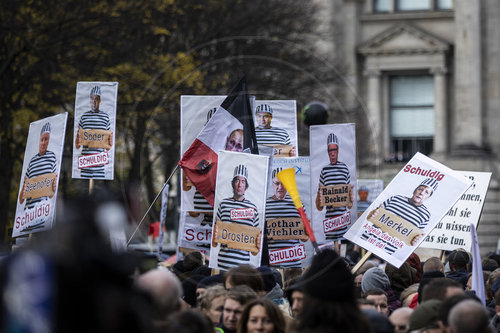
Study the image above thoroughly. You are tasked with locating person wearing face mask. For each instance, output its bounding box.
[237,298,285,333]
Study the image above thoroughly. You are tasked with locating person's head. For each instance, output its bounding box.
[231,165,249,200]
[271,168,286,200]
[255,104,273,129]
[437,294,478,329]
[361,267,391,293]
[225,265,264,294]
[90,85,101,111]
[237,298,285,333]
[326,133,339,165]
[495,288,500,316]
[222,285,258,330]
[410,178,438,207]
[400,283,419,307]
[135,268,183,319]
[358,186,369,201]
[389,307,413,333]
[39,122,51,155]
[422,277,464,302]
[423,257,445,273]
[408,299,442,333]
[225,129,244,152]
[198,285,227,325]
[364,288,389,316]
[448,300,490,333]
[285,276,306,318]
[448,250,470,271]
[164,309,214,333]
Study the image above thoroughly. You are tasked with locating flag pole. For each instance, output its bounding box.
[127,165,179,246]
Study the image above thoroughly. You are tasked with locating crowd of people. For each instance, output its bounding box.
[1,195,500,333]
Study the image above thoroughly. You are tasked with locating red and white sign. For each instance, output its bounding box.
[269,244,306,265]
[230,208,255,220]
[323,211,351,233]
[78,151,109,169]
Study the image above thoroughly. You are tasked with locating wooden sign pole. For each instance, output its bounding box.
[351,251,372,275]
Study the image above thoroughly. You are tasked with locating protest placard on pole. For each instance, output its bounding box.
[310,124,357,243]
[266,157,312,268]
[209,151,268,270]
[72,82,118,180]
[14,113,68,237]
[254,100,298,157]
[344,153,473,268]
[419,171,491,252]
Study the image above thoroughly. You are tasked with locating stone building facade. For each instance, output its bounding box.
[326,0,500,254]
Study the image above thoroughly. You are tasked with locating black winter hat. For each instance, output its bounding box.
[303,249,354,301]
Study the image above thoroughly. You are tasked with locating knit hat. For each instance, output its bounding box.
[257,266,277,293]
[361,267,391,293]
[327,133,338,145]
[197,274,224,289]
[420,178,439,192]
[303,249,354,301]
[359,186,369,192]
[40,122,51,135]
[271,168,283,180]
[362,309,395,333]
[256,104,273,114]
[233,164,248,180]
[90,85,101,97]
[448,250,469,268]
[408,299,442,331]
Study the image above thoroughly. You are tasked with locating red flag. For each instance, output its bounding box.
[178,77,258,206]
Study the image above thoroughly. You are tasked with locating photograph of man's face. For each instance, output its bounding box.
[225,129,244,152]
[39,132,50,155]
[410,185,433,206]
[232,176,247,197]
[256,112,272,129]
[272,177,286,200]
[327,143,338,164]
[90,94,100,111]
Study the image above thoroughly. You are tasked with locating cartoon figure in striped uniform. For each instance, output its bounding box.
[19,122,57,209]
[255,104,296,156]
[362,178,437,254]
[75,85,113,178]
[315,133,353,240]
[266,167,302,268]
[214,164,261,270]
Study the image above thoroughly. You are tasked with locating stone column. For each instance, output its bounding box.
[364,69,383,159]
[431,67,448,154]
[454,0,482,148]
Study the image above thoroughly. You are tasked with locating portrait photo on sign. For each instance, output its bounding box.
[309,123,357,243]
[14,113,68,237]
[344,153,473,268]
[209,151,269,270]
[254,100,298,157]
[265,157,312,268]
[72,81,118,180]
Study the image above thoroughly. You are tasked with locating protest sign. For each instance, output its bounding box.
[345,153,473,267]
[209,151,268,270]
[254,100,298,157]
[357,179,384,217]
[14,113,68,237]
[72,81,118,180]
[420,171,491,251]
[265,157,312,268]
[310,124,357,242]
[177,212,213,253]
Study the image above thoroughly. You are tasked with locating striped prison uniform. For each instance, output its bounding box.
[256,126,291,146]
[361,195,431,254]
[25,151,57,210]
[78,110,111,179]
[319,162,351,240]
[194,190,214,226]
[265,195,302,268]
[216,198,259,270]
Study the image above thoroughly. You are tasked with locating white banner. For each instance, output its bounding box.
[14,113,68,237]
[310,124,357,242]
[209,151,269,270]
[419,171,491,251]
[344,153,473,268]
[72,81,118,180]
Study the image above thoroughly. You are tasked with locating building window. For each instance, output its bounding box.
[396,0,430,11]
[436,0,453,10]
[374,0,391,12]
[373,0,452,13]
[389,75,434,161]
